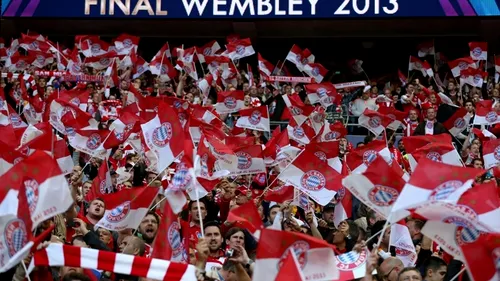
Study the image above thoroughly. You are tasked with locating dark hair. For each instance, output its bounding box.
[398,267,421,281]
[204,221,221,233]
[368,220,387,250]
[71,235,86,246]
[356,142,365,147]
[345,220,360,252]
[143,211,160,225]
[188,198,207,211]
[222,260,237,273]
[225,227,245,241]
[464,99,475,107]
[422,257,447,277]
[472,158,483,165]
[62,272,91,281]
[364,135,375,145]
[407,218,424,231]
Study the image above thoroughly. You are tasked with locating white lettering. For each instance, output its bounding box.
[258,0,272,15]
[274,0,286,15]
[109,0,129,15]
[156,0,168,15]
[230,0,255,15]
[353,0,369,14]
[132,0,154,15]
[214,0,227,15]
[84,0,98,15]
[334,0,350,14]
[308,0,318,14]
[181,0,209,16]
[288,0,302,15]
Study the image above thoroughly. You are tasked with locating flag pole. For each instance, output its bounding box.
[407,56,411,80]
[448,267,466,281]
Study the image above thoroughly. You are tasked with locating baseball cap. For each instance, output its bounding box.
[323,203,336,211]
[234,186,248,195]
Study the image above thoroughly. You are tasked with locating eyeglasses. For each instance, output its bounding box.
[384,267,396,279]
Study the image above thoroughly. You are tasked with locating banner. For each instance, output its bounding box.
[1,72,105,82]
[2,0,500,18]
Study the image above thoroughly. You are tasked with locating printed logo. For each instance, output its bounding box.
[316,87,327,98]
[236,151,253,170]
[178,112,186,123]
[249,110,262,125]
[200,153,209,177]
[24,178,40,215]
[30,41,39,49]
[156,64,168,75]
[4,219,28,257]
[311,67,320,76]
[152,122,173,148]
[91,43,101,54]
[69,97,81,107]
[203,47,212,56]
[224,96,237,109]
[458,61,468,70]
[172,166,192,190]
[290,106,303,116]
[429,180,463,200]
[472,47,482,58]
[36,55,45,65]
[368,116,381,128]
[368,185,399,207]
[278,241,310,269]
[362,150,377,165]
[184,65,192,74]
[235,45,245,55]
[14,157,24,165]
[454,118,466,129]
[336,249,368,270]
[173,100,182,109]
[106,201,131,222]
[0,97,5,108]
[9,114,22,127]
[494,146,500,161]
[300,170,326,191]
[64,127,75,136]
[86,133,102,150]
[168,221,183,257]
[443,216,480,246]
[336,186,346,201]
[312,112,325,123]
[486,111,498,123]
[314,151,327,162]
[473,74,482,84]
[324,131,340,141]
[426,151,442,162]
[123,39,133,48]
[100,58,110,66]
[15,60,26,70]
[295,54,302,63]
[293,126,305,139]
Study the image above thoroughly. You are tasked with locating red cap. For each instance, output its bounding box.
[234,186,248,195]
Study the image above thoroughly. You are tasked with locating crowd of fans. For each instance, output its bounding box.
[0,32,498,281]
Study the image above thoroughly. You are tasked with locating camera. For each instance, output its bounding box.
[226,249,234,257]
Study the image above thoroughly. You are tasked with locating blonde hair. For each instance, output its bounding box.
[52,214,67,242]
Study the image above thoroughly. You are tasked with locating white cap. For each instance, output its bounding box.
[363,85,372,93]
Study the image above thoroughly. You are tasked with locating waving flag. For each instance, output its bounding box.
[448,57,477,77]
[227,201,264,235]
[346,140,391,174]
[304,82,340,108]
[483,138,500,169]
[303,63,328,83]
[236,105,270,132]
[469,42,487,60]
[86,162,113,202]
[214,90,245,114]
[460,68,487,88]
[442,107,471,136]
[196,40,221,63]
[226,38,255,60]
[335,249,371,281]
[151,200,186,263]
[390,222,417,267]
[282,94,314,125]
[461,233,500,281]
[287,118,316,145]
[305,142,342,173]
[317,120,347,143]
[417,41,435,57]
[358,109,394,137]
[258,53,274,78]
[408,142,463,171]
[473,100,500,125]
[226,145,266,176]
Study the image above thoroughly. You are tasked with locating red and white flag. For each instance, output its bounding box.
[275,249,305,281]
[442,107,471,136]
[303,63,328,83]
[358,109,394,137]
[417,41,435,57]
[346,140,391,174]
[28,243,196,281]
[196,40,221,63]
[226,145,266,176]
[253,229,339,281]
[285,45,315,71]
[68,129,112,160]
[317,119,347,142]
[377,107,407,131]
[390,222,417,267]
[448,57,477,77]
[258,53,274,78]
[80,39,111,57]
[226,38,255,60]
[85,162,113,202]
[409,56,432,77]
[335,249,371,281]
[469,42,488,60]
[278,150,341,205]
[408,142,463,171]
[227,201,264,235]
[304,83,340,108]
[473,100,500,125]
[141,102,185,172]
[151,200,186,263]
[287,118,316,145]
[282,94,314,125]
[460,68,487,88]
[236,106,270,132]
[95,186,159,231]
[483,138,500,169]
[53,139,73,175]
[305,142,342,173]
[398,69,407,86]
[214,90,245,114]
[114,33,139,55]
[461,233,500,281]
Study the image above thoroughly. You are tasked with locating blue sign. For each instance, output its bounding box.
[2,0,500,18]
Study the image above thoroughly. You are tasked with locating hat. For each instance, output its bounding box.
[363,85,372,93]
[323,203,336,210]
[234,186,248,195]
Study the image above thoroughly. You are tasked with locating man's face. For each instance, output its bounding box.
[269,207,279,223]
[204,226,223,251]
[98,228,112,244]
[426,108,436,120]
[427,265,447,281]
[406,221,420,238]
[190,202,207,221]
[322,208,334,224]
[473,160,484,169]
[147,173,157,183]
[87,200,105,218]
[398,269,422,281]
[226,231,245,248]
[465,102,474,113]
[82,182,92,196]
[120,235,136,255]
[139,214,158,240]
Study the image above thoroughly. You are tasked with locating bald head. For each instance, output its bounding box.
[379,257,404,281]
[120,235,145,256]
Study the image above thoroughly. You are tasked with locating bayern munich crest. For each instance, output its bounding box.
[362,150,377,165]
[290,106,303,116]
[123,39,133,48]
[203,47,212,56]
[300,170,326,191]
[168,221,183,257]
[494,146,500,161]
[16,60,26,69]
[235,45,245,55]
[173,100,183,109]
[172,168,192,190]
[99,179,108,194]
[30,41,39,49]
[316,88,327,98]
[36,55,45,65]
[368,117,381,128]
[69,97,81,106]
[224,96,237,109]
[9,114,22,127]
[152,122,173,148]
[278,241,310,270]
[312,112,325,123]
[324,131,340,141]
[395,248,413,257]
[336,186,346,201]
[65,127,75,136]
[14,157,24,165]
[293,127,305,139]
[454,118,466,129]
[236,151,253,170]
[295,54,302,63]
[336,249,367,270]
[106,201,131,222]
[428,180,463,200]
[0,97,5,108]
[443,216,480,246]
[426,151,442,162]
[91,43,101,54]
[458,61,468,70]
[314,151,328,162]
[472,47,482,58]
[311,67,320,76]
[86,133,102,150]
[486,111,498,123]
[368,185,399,207]
[249,110,262,125]
[24,178,40,215]
[473,74,482,84]
[414,62,422,69]
[4,219,28,257]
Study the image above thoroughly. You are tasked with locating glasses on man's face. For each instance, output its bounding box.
[384,267,396,279]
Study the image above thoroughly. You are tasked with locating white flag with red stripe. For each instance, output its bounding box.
[358,109,394,137]
[226,145,266,176]
[442,107,471,136]
[390,222,417,267]
[473,100,500,125]
[303,63,328,83]
[408,142,463,172]
[448,57,477,77]
[469,42,487,60]
[345,140,391,174]
[483,138,500,169]
[236,106,270,132]
[226,38,255,60]
[214,90,245,114]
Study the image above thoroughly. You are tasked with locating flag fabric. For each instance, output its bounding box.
[235,106,270,132]
[68,129,111,160]
[28,243,196,281]
[390,222,417,267]
[303,63,328,83]
[345,140,391,174]
[417,41,435,57]
[473,100,500,125]
[253,229,339,281]
[461,233,500,281]
[303,83,340,108]
[95,187,159,231]
[257,53,274,78]
[358,109,394,137]
[86,162,113,202]
[407,142,463,172]
[335,249,371,281]
[448,57,477,77]
[282,94,314,125]
[226,38,255,60]
[317,120,347,142]
[305,142,342,173]
[408,56,432,77]
[469,42,488,60]
[151,200,186,263]
[275,249,305,281]
[214,91,245,114]
[285,45,315,71]
[287,118,316,145]
[226,145,266,176]
[401,134,453,154]
[442,107,471,136]
[377,107,407,131]
[483,139,500,169]
[398,69,407,86]
[460,68,487,88]
[196,40,221,63]
[227,201,264,235]
[277,150,341,205]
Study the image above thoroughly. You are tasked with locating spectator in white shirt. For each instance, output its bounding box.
[351,86,379,116]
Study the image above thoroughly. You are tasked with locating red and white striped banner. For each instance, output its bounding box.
[265,76,315,83]
[1,71,105,82]
[28,244,196,281]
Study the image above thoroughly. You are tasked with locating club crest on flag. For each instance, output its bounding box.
[235,45,245,55]
[368,185,399,207]
[91,43,101,54]
[155,64,168,75]
[62,106,77,117]
[295,54,302,63]
[472,47,482,58]
[395,248,413,257]
[87,133,102,150]
[224,97,237,109]
[168,221,183,257]
[249,110,262,125]
[100,58,110,66]
[312,67,320,76]
[172,166,192,190]
[368,117,381,128]
[14,157,24,165]
[106,201,131,222]
[19,147,30,156]
[486,112,498,123]
[473,74,482,84]
[443,216,480,245]
[312,113,325,123]
[200,153,209,177]
[316,88,327,98]
[426,152,442,162]
[236,151,253,170]
[152,122,173,148]
[300,170,326,191]
[36,55,45,65]
[336,186,346,201]
[4,219,28,257]
[30,41,39,49]
[184,65,192,74]
[278,241,310,269]
[123,39,133,48]
[428,180,463,200]
[9,114,22,127]
[202,47,212,56]
[314,151,327,162]
[178,112,186,123]
[293,127,305,139]
[99,179,108,194]
[324,131,340,141]
[69,97,81,107]
[290,106,303,116]
[65,127,75,136]
[336,250,367,270]
[454,118,466,129]
[414,62,422,69]
[136,65,144,73]
[362,150,377,165]
[15,60,26,69]
[458,61,468,70]
[24,178,40,215]
[0,97,5,108]
[71,64,82,73]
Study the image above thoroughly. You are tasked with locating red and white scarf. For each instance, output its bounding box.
[28,244,196,281]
